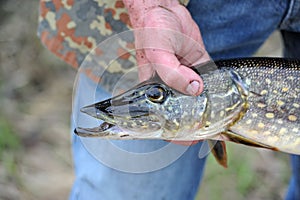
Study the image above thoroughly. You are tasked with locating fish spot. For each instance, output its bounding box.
[245,79,251,86]
[277,100,285,106]
[250,130,259,134]
[282,87,289,92]
[265,112,275,119]
[131,122,137,127]
[277,119,283,124]
[257,103,267,108]
[260,90,268,95]
[293,103,300,108]
[288,115,297,122]
[263,131,271,135]
[279,128,287,135]
[205,121,211,127]
[173,119,179,125]
[141,125,150,129]
[167,106,173,112]
[265,78,271,84]
[191,109,195,116]
[292,128,299,133]
[219,111,225,118]
[258,122,265,128]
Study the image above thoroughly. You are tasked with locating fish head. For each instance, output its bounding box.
[79,79,208,138]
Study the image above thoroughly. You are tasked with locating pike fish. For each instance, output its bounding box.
[75,57,300,166]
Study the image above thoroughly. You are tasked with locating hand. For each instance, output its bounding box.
[123,0,210,96]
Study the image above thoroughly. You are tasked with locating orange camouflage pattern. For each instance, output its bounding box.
[38,0,132,65]
[38,0,139,91]
[38,0,189,91]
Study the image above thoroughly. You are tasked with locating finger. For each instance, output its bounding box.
[169,6,211,65]
[177,41,211,67]
[145,49,204,96]
[175,22,211,66]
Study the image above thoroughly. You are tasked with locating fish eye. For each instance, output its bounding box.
[145,86,166,103]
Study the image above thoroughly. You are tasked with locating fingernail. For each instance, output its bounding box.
[186,81,200,96]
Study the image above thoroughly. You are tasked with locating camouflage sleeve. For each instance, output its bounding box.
[37,0,189,91]
[38,0,134,68]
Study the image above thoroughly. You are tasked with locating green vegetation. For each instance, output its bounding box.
[0,117,21,177]
[196,143,290,200]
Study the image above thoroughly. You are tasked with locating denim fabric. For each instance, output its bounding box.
[286,155,300,200]
[187,0,290,59]
[280,0,300,32]
[71,0,300,199]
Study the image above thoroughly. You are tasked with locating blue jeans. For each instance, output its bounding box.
[71,0,300,199]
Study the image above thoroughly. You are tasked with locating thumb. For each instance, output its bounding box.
[145,49,204,96]
[156,63,204,96]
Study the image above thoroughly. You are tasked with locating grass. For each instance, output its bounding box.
[0,117,22,178]
[196,142,290,200]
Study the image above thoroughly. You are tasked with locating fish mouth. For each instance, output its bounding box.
[74,122,116,137]
[75,84,163,137]
[75,98,162,137]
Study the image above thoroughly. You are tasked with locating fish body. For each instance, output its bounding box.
[75,58,300,155]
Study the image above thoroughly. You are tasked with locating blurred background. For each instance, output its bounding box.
[0,0,291,199]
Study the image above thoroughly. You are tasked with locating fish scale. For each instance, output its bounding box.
[212,58,300,153]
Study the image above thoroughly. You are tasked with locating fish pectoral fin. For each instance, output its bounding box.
[224,131,278,151]
[208,140,228,168]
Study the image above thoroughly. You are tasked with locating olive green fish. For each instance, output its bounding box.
[75,58,300,163]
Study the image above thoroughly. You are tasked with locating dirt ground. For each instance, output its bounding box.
[1,1,75,199]
[0,1,292,200]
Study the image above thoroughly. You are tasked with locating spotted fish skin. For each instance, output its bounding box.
[76,57,300,155]
[207,58,300,154]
